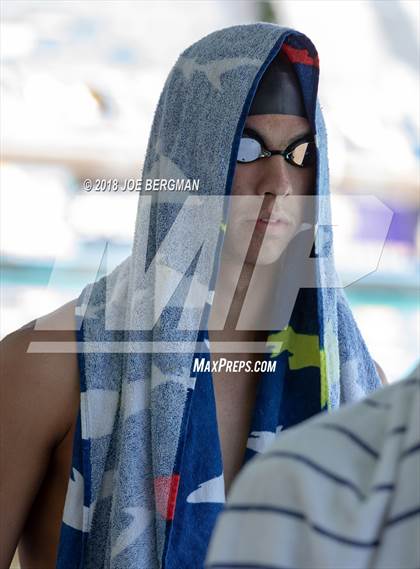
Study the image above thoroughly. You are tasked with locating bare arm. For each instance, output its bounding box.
[0,301,79,568]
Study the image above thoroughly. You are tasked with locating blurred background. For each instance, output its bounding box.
[1,0,419,385]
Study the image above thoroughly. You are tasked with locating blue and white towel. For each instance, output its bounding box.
[56,23,382,569]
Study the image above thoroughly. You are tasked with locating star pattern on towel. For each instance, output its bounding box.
[146,153,188,182]
[62,467,116,533]
[121,379,151,421]
[177,55,261,92]
[111,506,153,561]
[187,473,225,504]
[267,325,320,370]
[81,389,120,439]
[246,425,283,453]
[151,362,195,390]
[62,467,86,532]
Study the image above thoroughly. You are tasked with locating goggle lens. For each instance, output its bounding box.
[288,141,316,167]
[237,137,262,163]
[237,135,316,168]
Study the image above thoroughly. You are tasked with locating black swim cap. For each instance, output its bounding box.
[248,52,306,117]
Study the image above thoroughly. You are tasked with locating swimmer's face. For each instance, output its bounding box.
[224,114,316,266]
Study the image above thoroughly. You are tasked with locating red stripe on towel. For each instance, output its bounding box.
[154,474,181,520]
[282,44,319,67]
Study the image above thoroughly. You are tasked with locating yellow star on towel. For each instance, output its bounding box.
[267,325,320,370]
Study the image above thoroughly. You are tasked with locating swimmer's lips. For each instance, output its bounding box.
[245,213,293,236]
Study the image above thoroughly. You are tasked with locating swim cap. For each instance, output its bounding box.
[248,52,306,117]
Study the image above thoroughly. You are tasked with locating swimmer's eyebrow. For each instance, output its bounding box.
[242,126,313,148]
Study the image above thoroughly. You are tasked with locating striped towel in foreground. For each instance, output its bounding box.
[205,377,420,569]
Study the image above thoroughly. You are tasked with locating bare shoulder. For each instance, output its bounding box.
[1,298,80,448]
[0,299,81,568]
